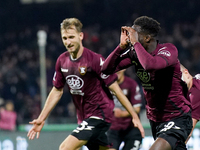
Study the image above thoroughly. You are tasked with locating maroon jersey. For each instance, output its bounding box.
[110,76,142,130]
[102,42,191,122]
[189,74,200,121]
[53,47,117,124]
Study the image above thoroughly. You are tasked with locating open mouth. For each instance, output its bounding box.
[67,45,74,49]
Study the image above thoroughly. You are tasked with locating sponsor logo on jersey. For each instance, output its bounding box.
[66,75,84,89]
[132,61,138,66]
[136,69,150,83]
[79,66,87,75]
[158,46,167,51]
[157,50,171,57]
[61,68,68,72]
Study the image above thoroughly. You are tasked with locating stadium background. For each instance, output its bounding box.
[0,0,200,149]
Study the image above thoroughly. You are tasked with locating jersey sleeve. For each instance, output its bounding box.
[192,105,200,121]
[134,42,178,71]
[52,56,66,89]
[94,54,118,86]
[191,75,200,121]
[101,45,134,74]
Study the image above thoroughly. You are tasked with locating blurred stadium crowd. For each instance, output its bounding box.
[0,0,200,129]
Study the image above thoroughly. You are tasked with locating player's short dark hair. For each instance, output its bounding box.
[60,18,83,33]
[133,16,161,37]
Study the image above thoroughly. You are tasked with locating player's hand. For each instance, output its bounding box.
[27,119,45,140]
[121,26,139,46]
[113,108,123,118]
[132,118,145,138]
[119,27,130,49]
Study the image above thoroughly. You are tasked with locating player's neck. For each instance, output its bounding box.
[70,45,84,60]
[188,78,193,90]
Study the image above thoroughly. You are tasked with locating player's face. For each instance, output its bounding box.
[132,25,149,50]
[137,33,149,50]
[138,34,145,45]
[61,27,83,54]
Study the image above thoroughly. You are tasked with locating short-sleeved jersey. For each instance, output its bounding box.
[188,74,200,121]
[53,47,117,124]
[102,43,191,122]
[110,76,142,130]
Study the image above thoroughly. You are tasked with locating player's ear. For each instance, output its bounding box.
[145,34,151,43]
[184,69,189,74]
[80,32,84,40]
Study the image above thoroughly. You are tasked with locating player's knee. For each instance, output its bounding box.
[59,142,80,150]
[59,143,64,150]
[59,143,69,150]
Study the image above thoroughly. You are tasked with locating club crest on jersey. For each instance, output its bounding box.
[79,66,87,75]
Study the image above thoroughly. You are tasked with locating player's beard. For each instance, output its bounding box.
[67,43,80,55]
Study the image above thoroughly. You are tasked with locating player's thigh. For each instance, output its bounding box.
[149,137,171,150]
[59,135,87,150]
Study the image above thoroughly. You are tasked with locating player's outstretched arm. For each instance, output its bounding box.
[27,87,63,140]
[109,81,145,138]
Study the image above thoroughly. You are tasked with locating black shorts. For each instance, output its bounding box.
[71,117,111,150]
[107,127,142,150]
[150,111,192,150]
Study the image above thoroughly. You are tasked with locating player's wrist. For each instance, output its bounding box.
[119,43,127,49]
[131,41,138,46]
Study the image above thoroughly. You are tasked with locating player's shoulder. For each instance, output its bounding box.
[84,47,104,60]
[56,52,70,64]
[158,43,177,51]
[194,74,200,80]
[193,74,200,90]
[157,43,178,57]
[194,74,200,84]
[58,51,70,59]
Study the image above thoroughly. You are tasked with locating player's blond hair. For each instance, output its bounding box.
[60,18,83,33]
